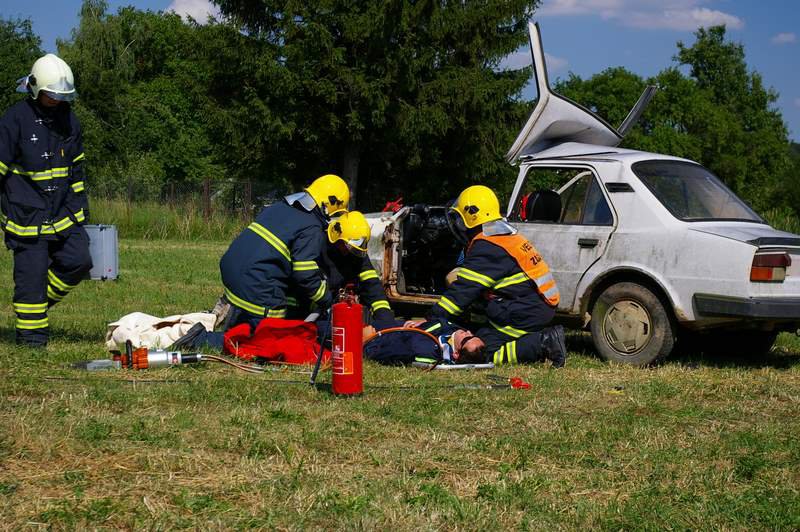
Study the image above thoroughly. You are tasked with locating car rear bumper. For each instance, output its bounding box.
[693,294,800,319]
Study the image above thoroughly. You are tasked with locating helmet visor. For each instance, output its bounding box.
[446,203,469,246]
[345,237,368,257]
[41,89,76,102]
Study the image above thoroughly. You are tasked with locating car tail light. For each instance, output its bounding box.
[750,252,791,282]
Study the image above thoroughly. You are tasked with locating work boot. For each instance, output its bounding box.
[210,296,232,329]
[540,325,567,368]
[170,322,207,351]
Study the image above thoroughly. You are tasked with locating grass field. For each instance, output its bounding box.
[1,239,799,529]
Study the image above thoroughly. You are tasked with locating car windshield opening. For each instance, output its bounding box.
[633,160,763,223]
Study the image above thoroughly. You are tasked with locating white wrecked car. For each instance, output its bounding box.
[366,22,800,366]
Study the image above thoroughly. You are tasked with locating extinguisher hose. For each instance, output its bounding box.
[204,355,314,374]
[309,324,329,386]
[203,354,268,374]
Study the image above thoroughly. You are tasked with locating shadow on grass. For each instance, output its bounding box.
[0,325,104,346]
[566,330,800,370]
[669,348,800,370]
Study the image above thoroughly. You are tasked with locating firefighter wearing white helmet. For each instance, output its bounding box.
[428,185,567,367]
[0,54,92,347]
[23,54,78,102]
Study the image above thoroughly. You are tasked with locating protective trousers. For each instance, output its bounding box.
[7,226,92,346]
[478,328,543,366]
[478,296,555,366]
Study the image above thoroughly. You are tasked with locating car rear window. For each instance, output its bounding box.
[632,160,763,223]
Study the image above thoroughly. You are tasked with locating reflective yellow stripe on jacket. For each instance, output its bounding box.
[359,269,379,281]
[457,267,495,288]
[371,300,391,312]
[10,165,69,181]
[436,295,462,315]
[0,209,85,237]
[292,260,318,272]
[224,288,266,316]
[310,280,327,303]
[247,222,291,262]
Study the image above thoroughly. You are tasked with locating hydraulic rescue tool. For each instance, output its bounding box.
[71,341,204,370]
[72,341,301,374]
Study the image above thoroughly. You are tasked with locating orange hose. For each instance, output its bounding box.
[364,326,441,345]
[363,326,443,360]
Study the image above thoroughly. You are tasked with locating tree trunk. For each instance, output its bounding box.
[342,141,361,209]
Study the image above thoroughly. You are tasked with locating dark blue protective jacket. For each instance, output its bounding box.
[219,192,332,319]
[428,223,555,335]
[317,246,393,320]
[0,99,88,239]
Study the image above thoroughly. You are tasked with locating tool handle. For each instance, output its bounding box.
[125,340,133,369]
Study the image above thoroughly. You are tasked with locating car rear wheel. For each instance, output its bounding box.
[590,282,676,366]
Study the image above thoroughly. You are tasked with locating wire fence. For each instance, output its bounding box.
[88,179,284,240]
[91,179,282,222]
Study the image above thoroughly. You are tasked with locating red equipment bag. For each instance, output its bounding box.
[224,318,330,365]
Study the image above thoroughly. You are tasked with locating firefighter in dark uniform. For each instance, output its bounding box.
[427,185,567,367]
[0,54,92,347]
[216,174,349,334]
[173,206,383,352]
[287,210,395,334]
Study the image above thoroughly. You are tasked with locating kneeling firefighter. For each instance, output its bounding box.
[289,210,395,336]
[0,54,93,347]
[427,185,566,367]
[174,175,349,350]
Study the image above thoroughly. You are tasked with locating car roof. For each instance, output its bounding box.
[521,142,696,166]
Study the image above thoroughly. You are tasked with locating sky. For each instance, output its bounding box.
[1,0,798,141]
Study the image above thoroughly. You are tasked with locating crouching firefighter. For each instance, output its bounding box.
[173,174,349,350]
[289,210,395,336]
[0,54,92,347]
[427,185,566,367]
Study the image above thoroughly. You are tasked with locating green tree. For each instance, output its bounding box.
[58,0,294,197]
[0,18,43,111]
[675,26,790,210]
[214,0,538,208]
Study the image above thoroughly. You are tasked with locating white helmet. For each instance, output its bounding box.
[16,54,76,102]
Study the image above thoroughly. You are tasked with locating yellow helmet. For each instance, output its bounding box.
[451,185,502,229]
[306,174,350,216]
[328,211,370,256]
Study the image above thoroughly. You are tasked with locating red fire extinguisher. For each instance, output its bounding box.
[330,290,363,396]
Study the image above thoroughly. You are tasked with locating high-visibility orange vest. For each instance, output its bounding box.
[471,233,560,307]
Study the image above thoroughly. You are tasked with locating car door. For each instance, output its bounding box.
[513,168,616,313]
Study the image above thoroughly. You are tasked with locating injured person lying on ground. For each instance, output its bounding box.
[363,317,564,368]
